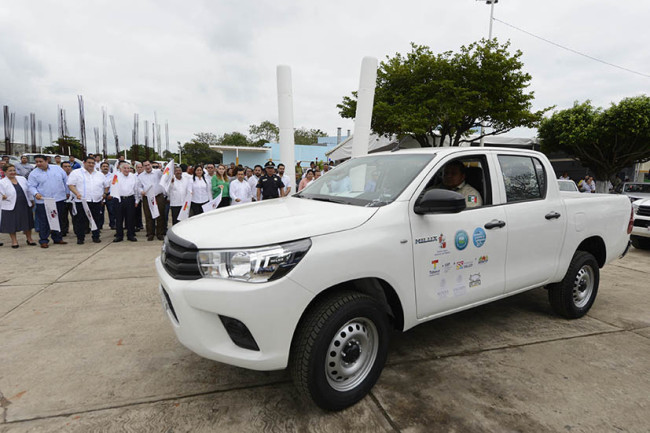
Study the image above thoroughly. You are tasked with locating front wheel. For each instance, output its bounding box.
[290,291,390,411]
[548,251,599,319]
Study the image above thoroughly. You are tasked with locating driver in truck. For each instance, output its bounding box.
[441,160,482,208]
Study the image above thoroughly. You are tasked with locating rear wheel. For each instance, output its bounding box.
[548,251,599,319]
[631,236,650,250]
[290,291,390,411]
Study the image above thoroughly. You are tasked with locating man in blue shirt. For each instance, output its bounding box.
[27,155,69,248]
[69,155,82,170]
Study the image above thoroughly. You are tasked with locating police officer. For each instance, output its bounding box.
[441,160,482,208]
[256,161,285,201]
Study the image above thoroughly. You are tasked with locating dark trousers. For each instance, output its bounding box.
[104,198,116,229]
[61,202,73,235]
[163,200,170,229]
[143,193,167,238]
[190,201,206,217]
[35,201,65,244]
[217,197,231,208]
[135,202,143,229]
[114,196,136,240]
[73,202,103,241]
[170,206,181,226]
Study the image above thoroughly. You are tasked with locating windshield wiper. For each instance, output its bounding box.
[311,196,348,204]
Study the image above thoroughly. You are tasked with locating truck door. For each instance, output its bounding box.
[495,154,565,292]
[410,153,508,320]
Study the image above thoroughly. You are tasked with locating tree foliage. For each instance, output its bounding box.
[338,40,548,147]
[180,133,222,165]
[249,121,279,143]
[294,127,327,145]
[539,96,650,182]
[44,136,83,157]
[220,131,251,147]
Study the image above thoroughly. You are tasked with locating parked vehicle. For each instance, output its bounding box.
[631,198,650,250]
[557,179,579,192]
[621,182,650,202]
[21,153,69,167]
[156,147,633,410]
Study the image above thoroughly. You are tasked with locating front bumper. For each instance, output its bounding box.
[155,257,314,370]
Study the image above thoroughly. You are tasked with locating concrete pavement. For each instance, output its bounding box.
[0,233,648,432]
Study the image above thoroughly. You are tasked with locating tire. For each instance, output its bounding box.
[290,291,391,411]
[548,251,599,319]
[631,236,650,250]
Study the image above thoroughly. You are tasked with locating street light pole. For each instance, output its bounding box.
[478,0,497,147]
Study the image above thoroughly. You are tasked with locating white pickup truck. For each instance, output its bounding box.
[156,147,633,410]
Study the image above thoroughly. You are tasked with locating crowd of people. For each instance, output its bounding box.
[0,153,329,249]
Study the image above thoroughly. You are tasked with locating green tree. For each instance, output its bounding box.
[539,96,650,191]
[294,127,327,145]
[44,136,83,157]
[338,40,548,147]
[124,144,163,162]
[219,131,251,147]
[180,133,222,165]
[249,121,279,143]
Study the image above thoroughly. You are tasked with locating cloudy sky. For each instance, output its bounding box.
[1,0,649,154]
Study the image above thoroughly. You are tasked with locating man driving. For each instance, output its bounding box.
[441,160,482,208]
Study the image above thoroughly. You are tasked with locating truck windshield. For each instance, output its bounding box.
[624,183,650,193]
[296,153,435,207]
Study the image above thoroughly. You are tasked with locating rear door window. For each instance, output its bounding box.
[498,155,547,203]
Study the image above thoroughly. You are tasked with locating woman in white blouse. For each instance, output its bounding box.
[187,165,211,217]
[0,164,37,248]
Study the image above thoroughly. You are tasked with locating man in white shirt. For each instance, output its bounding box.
[138,159,166,241]
[277,163,292,197]
[168,166,189,224]
[248,165,262,201]
[67,156,110,244]
[230,167,253,205]
[108,162,140,242]
[204,163,216,185]
[100,162,116,229]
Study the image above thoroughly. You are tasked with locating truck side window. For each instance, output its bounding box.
[498,155,547,202]
[423,156,491,207]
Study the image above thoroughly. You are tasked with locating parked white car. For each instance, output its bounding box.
[156,147,633,410]
[621,182,650,202]
[631,197,650,249]
[557,179,579,192]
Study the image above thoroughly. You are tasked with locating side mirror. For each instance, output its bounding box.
[414,189,467,215]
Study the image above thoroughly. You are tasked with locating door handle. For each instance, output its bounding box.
[545,211,561,220]
[484,219,506,229]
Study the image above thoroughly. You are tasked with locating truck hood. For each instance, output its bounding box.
[170,196,378,249]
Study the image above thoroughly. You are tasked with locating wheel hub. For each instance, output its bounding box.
[325,318,379,392]
[573,265,594,308]
[341,340,361,363]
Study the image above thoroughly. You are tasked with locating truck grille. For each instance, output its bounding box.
[637,205,650,217]
[633,218,649,228]
[162,231,201,280]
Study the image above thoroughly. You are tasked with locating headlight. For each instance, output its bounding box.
[197,238,311,282]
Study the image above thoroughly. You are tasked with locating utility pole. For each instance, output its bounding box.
[478,0,497,147]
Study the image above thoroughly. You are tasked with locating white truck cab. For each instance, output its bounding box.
[156,147,633,410]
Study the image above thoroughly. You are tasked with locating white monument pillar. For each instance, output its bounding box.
[351,57,378,158]
[277,65,296,193]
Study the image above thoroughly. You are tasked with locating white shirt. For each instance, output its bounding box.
[67,168,108,202]
[138,169,164,196]
[188,177,211,204]
[168,176,189,207]
[280,174,292,196]
[0,176,33,210]
[230,178,252,205]
[109,172,140,202]
[247,175,259,194]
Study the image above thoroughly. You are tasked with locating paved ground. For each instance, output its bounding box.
[0,231,649,433]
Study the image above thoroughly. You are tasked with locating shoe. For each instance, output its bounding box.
[54,241,68,245]
[147,236,154,241]
[92,238,101,243]
[128,237,138,242]
[12,244,19,249]
[157,236,165,241]
[40,243,49,248]
[0,242,3,246]
[77,239,84,245]
[113,237,123,242]
[26,241,37,246]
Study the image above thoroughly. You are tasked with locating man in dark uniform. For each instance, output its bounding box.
[256,161,285,201]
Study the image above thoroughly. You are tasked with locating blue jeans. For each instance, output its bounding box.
[35,201,66,244]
